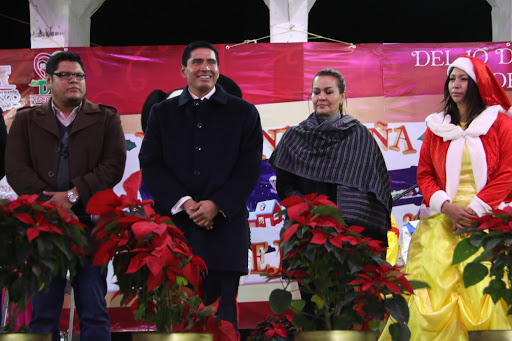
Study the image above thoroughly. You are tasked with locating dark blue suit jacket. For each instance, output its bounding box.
[139,85,262,273]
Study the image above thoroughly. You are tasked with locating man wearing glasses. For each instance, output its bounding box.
[5,51,126,341]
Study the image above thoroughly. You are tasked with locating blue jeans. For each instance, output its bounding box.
[30,260,110,341]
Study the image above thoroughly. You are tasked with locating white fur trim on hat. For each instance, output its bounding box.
[448,57,476,82]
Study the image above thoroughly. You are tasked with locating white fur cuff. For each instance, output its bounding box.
[430,190,451,213]
[468,195,492,217]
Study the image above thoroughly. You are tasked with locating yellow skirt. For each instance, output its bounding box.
[379,213,512,341]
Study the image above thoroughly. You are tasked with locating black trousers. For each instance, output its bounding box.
[202,271,241,333]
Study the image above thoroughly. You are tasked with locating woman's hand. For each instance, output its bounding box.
[441,201,477,233]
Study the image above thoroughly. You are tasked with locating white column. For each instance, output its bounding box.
[29,0,106,48]
[487,0,512,42]
[263,0,316,43]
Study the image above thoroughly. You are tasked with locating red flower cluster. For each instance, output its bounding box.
[476,206,512,232]
[280,193,387,262]
[268,193,415,335]
[86,171,236,340]
[0,194,88,331]
[88,171,205,292]
[249,313,297,341]
[348,264,413,295]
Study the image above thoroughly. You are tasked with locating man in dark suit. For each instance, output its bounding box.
[5,51,126,341]
[139,40,262,333]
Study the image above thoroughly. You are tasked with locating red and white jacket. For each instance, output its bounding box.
[418,105,512,218]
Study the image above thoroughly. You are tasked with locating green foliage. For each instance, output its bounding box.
[0,195,88,332]
[249,313,297,341]
[87,171,230,336]
[265,194,419,341]
[452,237,480,265]
[269,289,292,314]
[408,280,430,291]
[462,263,488,288]
[452,208,512,314]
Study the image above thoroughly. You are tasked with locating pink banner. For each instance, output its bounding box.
[1,42,511,122]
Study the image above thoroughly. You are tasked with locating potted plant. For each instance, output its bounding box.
[266,194,423,341]
[248,312,297,341]
[0,194,88,340]
[86,171,237,341]
[452,206,512,340]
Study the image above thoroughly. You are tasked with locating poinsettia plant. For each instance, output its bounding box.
[86,171,236,340]
[0,194,87,332]
[248,312,297,341]
[452,206,512,314]
[266,194,425,341]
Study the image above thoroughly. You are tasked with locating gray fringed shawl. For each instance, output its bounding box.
[269,113,392,242]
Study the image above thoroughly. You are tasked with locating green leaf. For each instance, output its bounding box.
[304,244,317,262]
[347,257,362,273]
[385,294,409,325]
[483,279,509,304]
[176,276,188,286]
[53,238,72,260]
[333,314,355,330]
[290,299,305,313]
[463,262,488,287]
[311,294,325,310]
[269,289,292,314]
[471,249,494,264]
[469,232,486,247]
[187,295,201,309]
[312,205,339,217]
[293,313,316,331]
[197,305,216,319]
[389,322,411,341]
[483,237,504,252]
[408,280,430,290]
[452,238,480,265]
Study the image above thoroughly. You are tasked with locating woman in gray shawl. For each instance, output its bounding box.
[269,68,392,243]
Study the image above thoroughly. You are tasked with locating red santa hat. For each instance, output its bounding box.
[448,55,511,112]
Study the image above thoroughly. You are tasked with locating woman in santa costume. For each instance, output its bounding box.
[379,56,512,340]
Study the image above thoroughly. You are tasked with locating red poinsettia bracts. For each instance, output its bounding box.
[250,312,298,340]
[87,171,236,338]
[87,171,154,216]
[268,193,416,335]
[14,210,63,242]
[475,208,512,232]
[348,264,414,295]
[265,320,288,339]
[0,194,88,332]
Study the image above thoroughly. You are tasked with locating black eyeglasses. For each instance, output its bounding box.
[51,72,86,80]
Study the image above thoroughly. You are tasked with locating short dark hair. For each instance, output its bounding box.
[218,74,242,98]
[46,51,85,76]
[140,89,168,133]
[181,41,219,67]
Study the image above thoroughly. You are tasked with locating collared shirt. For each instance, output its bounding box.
[51,100,81,127]
[188,87,216,101]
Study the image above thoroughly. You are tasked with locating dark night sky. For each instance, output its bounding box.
[0,0,493,49]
